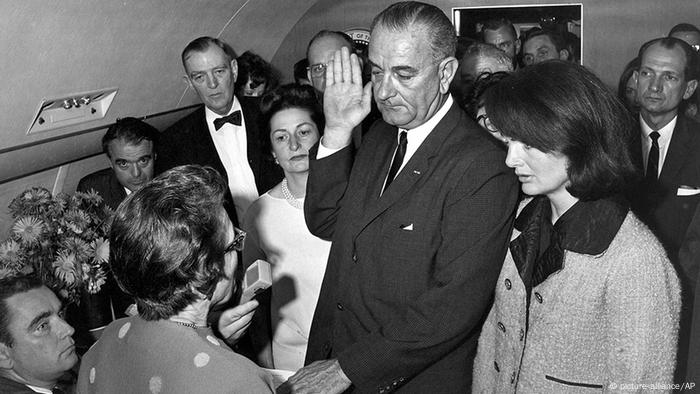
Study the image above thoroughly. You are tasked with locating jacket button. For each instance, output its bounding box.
[497,322,506,332]
[504,278,512,290]
[494,361,500,372]
[534,292,543,303]
[519,328,525,341]
[337,303,344,311]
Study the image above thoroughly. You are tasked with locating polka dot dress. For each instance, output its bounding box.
[77,316,275,393]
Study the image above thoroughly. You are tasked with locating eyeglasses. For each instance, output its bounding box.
[224,227,246,254]
[306,63,327,78]
[476,113,498,133]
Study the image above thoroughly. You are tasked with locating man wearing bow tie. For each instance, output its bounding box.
[157,36,282,225]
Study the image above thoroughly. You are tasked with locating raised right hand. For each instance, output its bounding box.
[322,46,373,149]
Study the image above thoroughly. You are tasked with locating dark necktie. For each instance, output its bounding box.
[645,131,660,183]
[384,131,407,192]
[213,110,242,130]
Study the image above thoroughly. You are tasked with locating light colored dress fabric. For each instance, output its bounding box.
[77,316,275,394]
[244,191,331,371]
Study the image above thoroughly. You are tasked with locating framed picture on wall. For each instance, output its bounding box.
[452,4,582,66]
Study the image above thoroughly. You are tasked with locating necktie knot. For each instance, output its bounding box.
[213,110,242,130]
[649,131,660,143]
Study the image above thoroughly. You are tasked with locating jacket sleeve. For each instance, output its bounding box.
[604,229,681,389]
[303,143,355,241]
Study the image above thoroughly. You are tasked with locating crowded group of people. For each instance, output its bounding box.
[2,1,700,393]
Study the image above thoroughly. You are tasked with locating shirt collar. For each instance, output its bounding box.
[401,95,453,135]
[205,96,242,131]
[25,384,53,393]
[640,114,677,140]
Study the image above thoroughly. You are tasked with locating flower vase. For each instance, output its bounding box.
[79,288,113,332]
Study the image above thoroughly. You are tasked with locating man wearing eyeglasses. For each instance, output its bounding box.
[306,31,356,96]
[156,36,282,226]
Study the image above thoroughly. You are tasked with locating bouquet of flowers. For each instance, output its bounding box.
[0,187,112,304]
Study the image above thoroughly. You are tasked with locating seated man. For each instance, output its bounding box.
[77,117,158,210]
[0,275,78,394]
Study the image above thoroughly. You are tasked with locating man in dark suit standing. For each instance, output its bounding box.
[77,117,157,210]
[284,2,519,393]
[156,36,282,225]
[629,36,700,382]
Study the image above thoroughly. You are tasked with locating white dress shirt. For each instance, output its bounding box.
[640,115,677,178]
[205,97,259,219]
[317,95,454,195]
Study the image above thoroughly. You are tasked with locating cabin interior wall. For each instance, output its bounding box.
[0,0,316,238]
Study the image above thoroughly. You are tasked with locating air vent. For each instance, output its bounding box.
[27,87,118,134]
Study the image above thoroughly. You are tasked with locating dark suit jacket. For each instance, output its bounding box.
[0,376,35,394]
[630,114,700,263]
[156,97,283,225]
[304,102,519,393]
[629,113,700,382]
[76,168,133,319]
[76,168,126,210]
[681,203,700,384]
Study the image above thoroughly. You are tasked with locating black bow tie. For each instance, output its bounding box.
[213,110,242,130]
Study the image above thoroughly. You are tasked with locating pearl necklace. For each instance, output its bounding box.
[281,178,304,210]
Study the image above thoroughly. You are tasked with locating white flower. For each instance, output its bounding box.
[0,240,21,264]
[12,216,45,243]
[53,251,78,286]
[92,238,109,264]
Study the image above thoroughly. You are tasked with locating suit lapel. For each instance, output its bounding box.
[660,115,692,183]
[356,103,461,232]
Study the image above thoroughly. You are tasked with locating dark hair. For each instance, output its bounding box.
[669,23,700,37]
[0,275,43,346]
[617,57,641,110]
[481,18,518,42]
[181,36,238,71]
[465,71,511,118]
[294,58,310,84]
[484,60,637,201]
[259,84,324,153]
[306,30,355,61]
[234,51,279,97]
[638,37,699,81]
[370,1,456,60]
[102,117,158,157]
[523,28,568,53]
[109,165,229,320]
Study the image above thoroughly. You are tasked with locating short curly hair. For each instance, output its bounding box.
[109,165,229,320]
